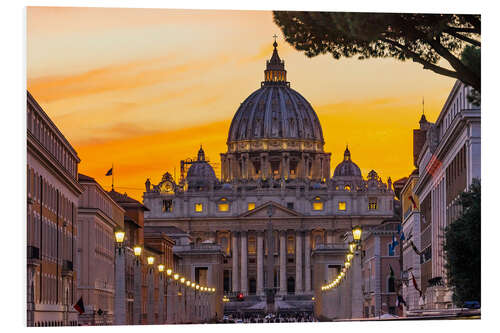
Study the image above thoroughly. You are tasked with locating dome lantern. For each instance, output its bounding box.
[263,38,288,86]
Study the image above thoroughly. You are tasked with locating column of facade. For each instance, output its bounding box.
[279,231,287,295]
[231,232,240,292]
[240,231,248,294]
[256,231,264,295]
[295,231,303,294]
[304,231,312,293]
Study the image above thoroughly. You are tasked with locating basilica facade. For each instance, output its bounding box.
[143,42,397,313]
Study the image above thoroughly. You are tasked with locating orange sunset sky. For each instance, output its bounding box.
[27,7,457,201]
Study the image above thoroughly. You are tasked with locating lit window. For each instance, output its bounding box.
[287,236,295,254]
[313,202,323,210]
[312,197,323,211]
[218,203,229,212]
[248,202,255,211]
[195,203,203,212]
[338,201,346,211]
[368,198,378,210]
[344,185,351,191]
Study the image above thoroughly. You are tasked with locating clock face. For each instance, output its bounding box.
[159,180,175,193]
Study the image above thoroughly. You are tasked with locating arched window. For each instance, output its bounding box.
[344,185,351,191]
[314,234,323,249]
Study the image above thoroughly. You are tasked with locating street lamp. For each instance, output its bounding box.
[166,268,172,277]
[147,256,155,266]
[180,277,186,284]
[352,225,362,242]
[114,228,125,246]
[158,264,165,273]
[114,229,126,325]
[349,241,356,254]
[133,245,142,324]
[186,281,191,287]
[173,273,179,281]
[134,246,142,257]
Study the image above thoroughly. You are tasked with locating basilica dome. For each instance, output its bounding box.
[227,41,324,151]
[333,147,362,178]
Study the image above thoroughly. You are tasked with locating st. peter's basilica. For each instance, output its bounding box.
[142,41,398,313]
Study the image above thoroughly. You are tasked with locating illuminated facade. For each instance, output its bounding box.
[143,42,397,314]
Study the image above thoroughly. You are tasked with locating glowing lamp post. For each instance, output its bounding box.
[133,245,142,324]
[113,228,126,325]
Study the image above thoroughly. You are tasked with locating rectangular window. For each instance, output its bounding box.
[312,202,323,211]
[338,201,346,211]
[287,202,294,210]
[162,199,173,213]
[218,203,229,212]
[368,198,378,210]
[248,202,255,211]
[195,203,203,212]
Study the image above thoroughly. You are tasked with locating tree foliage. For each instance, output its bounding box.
[461,45,481,105]
[443,179,481,306]
[273,12,481,91]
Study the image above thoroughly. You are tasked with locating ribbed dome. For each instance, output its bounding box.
[227,86,324,143]
[333,147,362,178]
[227,41,323,146]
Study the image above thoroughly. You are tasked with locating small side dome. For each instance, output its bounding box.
[186,146,217,190]
[333,147,362,178]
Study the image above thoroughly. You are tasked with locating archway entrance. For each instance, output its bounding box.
[249,278,256,295]
[287,277,295,294]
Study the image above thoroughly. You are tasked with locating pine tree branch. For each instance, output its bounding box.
[381,38,460,80]
[444,31,481,47]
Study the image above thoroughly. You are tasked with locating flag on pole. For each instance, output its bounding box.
[411,272,422,297]
[73,296,85,314]
[105,167,113,176]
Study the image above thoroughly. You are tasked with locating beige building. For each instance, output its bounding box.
[410,80,480,311]
[27,91,83,326]
[77,174,125,325]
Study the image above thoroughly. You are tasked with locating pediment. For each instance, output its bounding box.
[239,201,302,218]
